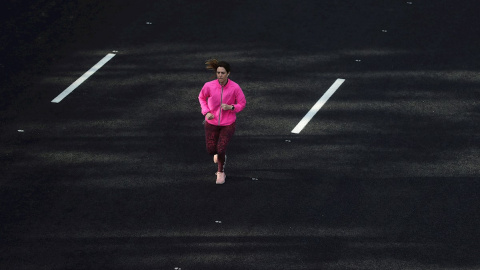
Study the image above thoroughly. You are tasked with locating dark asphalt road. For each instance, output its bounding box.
[1,1,480,269]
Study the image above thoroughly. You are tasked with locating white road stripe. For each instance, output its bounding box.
[51,53,116,103]
[291,78,345,134]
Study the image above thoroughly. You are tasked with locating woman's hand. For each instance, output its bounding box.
[206,112,214,120]
[221,104,233,110]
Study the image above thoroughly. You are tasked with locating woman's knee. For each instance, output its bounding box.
[216,147,226,156]
[206,145,217,155]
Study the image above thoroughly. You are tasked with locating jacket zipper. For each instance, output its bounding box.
[218,85,224,125]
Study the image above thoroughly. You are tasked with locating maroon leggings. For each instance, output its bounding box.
[205,121,236,172]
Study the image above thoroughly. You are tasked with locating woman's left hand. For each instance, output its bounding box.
[221,104,233,110]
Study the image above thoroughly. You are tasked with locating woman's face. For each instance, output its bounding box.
[216,67,230,85]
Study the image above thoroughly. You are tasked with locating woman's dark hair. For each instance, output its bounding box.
[205,59,231,73]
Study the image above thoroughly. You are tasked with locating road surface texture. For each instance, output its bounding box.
[1,1,480,269]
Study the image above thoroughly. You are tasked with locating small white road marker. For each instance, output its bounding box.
[291,78,345,134]
[51,53,116,103]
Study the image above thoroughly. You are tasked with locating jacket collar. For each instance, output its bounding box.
[217,79,229,87]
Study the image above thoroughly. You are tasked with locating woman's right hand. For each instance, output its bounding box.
[206,112,214,120]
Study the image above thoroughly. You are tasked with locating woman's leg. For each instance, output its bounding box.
[205,122,220,156]
[216,122,236,172]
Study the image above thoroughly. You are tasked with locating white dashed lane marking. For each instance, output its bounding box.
[51,53,116,103]
[291,78,345,134]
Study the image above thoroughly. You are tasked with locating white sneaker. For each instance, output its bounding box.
[215,172,226,184]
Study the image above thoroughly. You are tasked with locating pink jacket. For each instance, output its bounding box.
[198,79,246,126]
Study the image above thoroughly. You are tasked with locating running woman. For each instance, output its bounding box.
[198,59,246,184]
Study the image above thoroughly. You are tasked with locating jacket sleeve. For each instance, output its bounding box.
[233,85,246,113]
[198,84,210,115]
